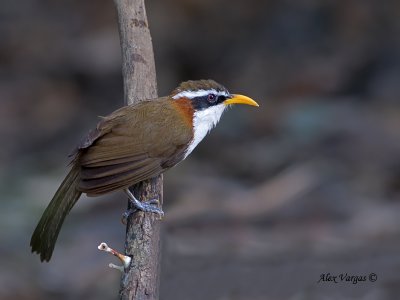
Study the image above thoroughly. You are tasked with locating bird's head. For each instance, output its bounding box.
[171,79,259,157]
[171,79,259,112]
[171,79,258,127]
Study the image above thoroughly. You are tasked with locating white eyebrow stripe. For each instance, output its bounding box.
[172,89,229,99]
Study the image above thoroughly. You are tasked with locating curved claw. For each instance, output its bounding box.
[121,209,136,225]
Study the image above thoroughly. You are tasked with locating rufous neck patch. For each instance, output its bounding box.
[171,98,194,128]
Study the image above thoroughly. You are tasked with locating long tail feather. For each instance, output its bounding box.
[30,164,82,262]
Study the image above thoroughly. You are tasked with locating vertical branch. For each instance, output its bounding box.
[114,0,157,103]
[113,0,162,299]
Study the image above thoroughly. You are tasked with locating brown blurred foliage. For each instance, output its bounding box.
[1,0,400,299]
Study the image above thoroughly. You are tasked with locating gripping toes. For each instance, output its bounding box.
[122,189,164,222]
[139,200,164,219]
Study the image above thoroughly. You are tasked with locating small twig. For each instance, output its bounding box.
[98,242,132,271]
[109,263,124,272]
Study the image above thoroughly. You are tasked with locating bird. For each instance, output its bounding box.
[30,79,259,262]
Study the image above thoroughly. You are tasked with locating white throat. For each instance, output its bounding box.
[184,104,226,158]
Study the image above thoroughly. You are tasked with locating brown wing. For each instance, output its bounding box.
[74,99,193,195]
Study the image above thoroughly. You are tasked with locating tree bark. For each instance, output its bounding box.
[113,1,162,299]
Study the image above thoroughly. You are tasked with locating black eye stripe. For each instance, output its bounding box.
[218,95,227,101]
[190,93,229,110]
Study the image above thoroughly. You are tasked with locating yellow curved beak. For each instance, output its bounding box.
[223,94,259,107]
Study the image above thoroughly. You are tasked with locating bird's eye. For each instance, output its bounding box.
[207,94,216,103]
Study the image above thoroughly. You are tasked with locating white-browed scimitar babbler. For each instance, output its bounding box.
[31,79,259,262]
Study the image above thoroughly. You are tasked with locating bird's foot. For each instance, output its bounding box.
[121,189,164,224]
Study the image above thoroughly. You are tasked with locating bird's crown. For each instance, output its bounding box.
[171,79,230,100]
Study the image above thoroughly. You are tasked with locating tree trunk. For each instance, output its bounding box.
[113,1,162,299]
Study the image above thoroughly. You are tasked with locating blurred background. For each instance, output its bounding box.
[1,0,400,299]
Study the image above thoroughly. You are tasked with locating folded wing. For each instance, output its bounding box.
[74,99,193,195]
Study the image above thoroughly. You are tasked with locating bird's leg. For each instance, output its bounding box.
[121,188,164,223]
